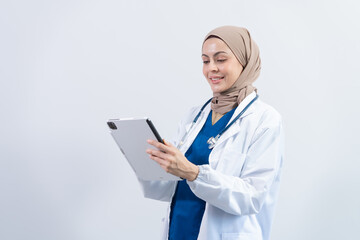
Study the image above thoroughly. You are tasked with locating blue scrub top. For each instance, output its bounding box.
[168,108,235,240]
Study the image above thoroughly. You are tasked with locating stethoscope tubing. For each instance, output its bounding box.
[177,95,258,149]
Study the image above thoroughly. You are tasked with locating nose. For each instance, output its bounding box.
[208,60,218,72]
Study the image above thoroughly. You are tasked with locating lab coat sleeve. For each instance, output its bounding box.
[187,117,283,215]
[137,179,176,202]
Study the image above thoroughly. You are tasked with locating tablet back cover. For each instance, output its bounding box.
[108,118,180,181]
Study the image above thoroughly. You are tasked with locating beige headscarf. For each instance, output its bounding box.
[204,26,261,114]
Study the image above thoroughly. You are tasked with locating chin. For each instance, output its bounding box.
[211,86,225,94]
[211,89,223,94]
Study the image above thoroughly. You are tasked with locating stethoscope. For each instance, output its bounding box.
[177,94,259,150]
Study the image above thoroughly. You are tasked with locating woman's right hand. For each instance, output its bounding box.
[146,139,199,181]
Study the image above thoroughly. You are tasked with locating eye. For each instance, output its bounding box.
[202,60,210,64]
[217,59,226,63]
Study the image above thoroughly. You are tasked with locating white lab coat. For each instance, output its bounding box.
[139,92,284,240]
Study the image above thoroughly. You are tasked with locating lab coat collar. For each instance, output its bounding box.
[181,91,257,153]
[212,91,257,151]
[228,91,257,123]
[193,90,257,127]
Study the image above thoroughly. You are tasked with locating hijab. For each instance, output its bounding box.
[203,26,261,114]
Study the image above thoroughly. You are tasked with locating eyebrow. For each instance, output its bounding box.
[202,51,228,58]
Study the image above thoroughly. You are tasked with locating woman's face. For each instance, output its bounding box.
[202,37,243,94]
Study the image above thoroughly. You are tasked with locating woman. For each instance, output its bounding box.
[143,26,284,240]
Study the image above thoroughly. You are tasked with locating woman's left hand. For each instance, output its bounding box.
[146,139,199,181]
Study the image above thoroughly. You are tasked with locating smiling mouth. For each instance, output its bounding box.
[209,77,224,83]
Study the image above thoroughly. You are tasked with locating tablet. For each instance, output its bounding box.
[107,118,180,181]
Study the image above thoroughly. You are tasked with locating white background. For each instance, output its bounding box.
[1,0,359,239]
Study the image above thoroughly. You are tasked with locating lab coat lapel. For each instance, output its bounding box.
[179,103,211,153]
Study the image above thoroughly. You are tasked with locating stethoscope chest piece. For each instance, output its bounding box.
[207,135,220,149]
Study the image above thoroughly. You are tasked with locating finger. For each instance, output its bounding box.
[147,139,172,153]
[162,139,178,155]
[146,148,168,160]
[149,155,170,169]
[146,147,164,156]
[153,139,174,153]
[147,148,169,160]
